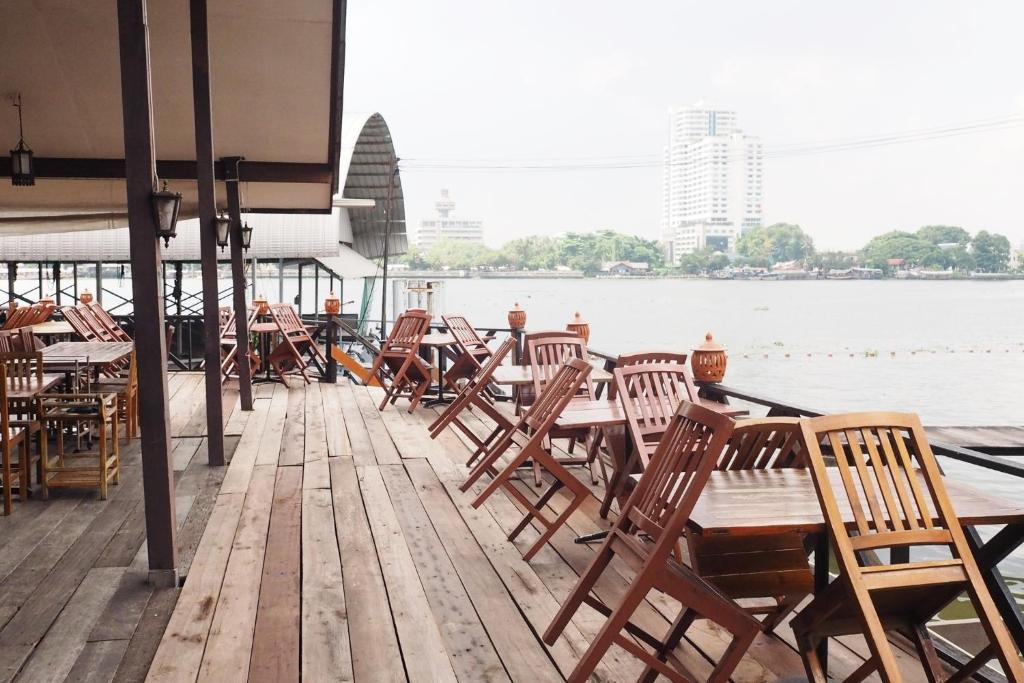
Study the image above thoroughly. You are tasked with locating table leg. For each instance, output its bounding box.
[966,524,1024,650]
[424,346,454,407]
[575,426,630,545]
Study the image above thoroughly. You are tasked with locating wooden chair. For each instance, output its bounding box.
[0,330,13,353]
[78,304,117,342]
[791,412,1024,682]
[604,351,689,399]
[2,306,31,330]
[92,351,139,442]
[460,358,594,561]
[267,303,327,385]
[61,305,99,341]
[685,418,813,632]
[0,365,30,515]
[15,327,40,352]
[429,337,516,465]
[88,303,132,341]
[26,302,55,326]
[40,392,119,500]
[219,307,260,381]
[544,401,760,682]
[367,309,433,412]
[440,314,493,390]
[1,351,49,503]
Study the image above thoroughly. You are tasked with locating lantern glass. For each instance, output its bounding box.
[240,222,253,250]
[151,182,182,246]
[10,144,34,186]
[215,215,231,249]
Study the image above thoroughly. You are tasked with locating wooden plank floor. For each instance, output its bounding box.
[0,373,242,683]
[134,376,970,683]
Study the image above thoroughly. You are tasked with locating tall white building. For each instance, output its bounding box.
[416,189,484,250]
[661,105,763,262]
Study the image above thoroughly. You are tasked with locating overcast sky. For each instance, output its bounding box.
[343,1,1024,250]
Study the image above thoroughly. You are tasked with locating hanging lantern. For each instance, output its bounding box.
[691,332,727,382]
[507,302,526,330]
[566,311,590,344]
[79,288,94,305]
[9,94,34,187]
[215,214,231,250]
[240,221,253,251]
[151,180,182,247]
[324,292,341,315]
[253,294,269,316]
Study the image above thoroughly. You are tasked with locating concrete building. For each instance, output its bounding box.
[416,189,484,250]
[661,104,763,262]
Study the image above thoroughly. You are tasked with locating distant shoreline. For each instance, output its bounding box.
[391,269,1022,281]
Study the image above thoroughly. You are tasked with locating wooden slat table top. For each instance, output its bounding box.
[4,373,65,399]
[420,333,456,347]
[250,322,279,334]
[28,321,75,336]
[490,364,612,386]
[636,468,1024,536]
[557,398,748,429]
[41,341,134,366]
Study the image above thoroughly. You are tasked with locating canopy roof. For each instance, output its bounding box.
[0,0,345,232]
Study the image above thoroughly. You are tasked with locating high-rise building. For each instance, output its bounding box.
[416,189,484,250]
[660,104,763,262]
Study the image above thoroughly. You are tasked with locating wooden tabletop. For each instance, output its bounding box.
[420,333,456,347]
[557,398,748,429]
[28,321,75,336]
[640,468,1024,536]
[250,322,279,334]
[41,341,134,367]
[491,364,613,386]
[5,373,65,399]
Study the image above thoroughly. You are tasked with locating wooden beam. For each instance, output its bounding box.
[116,0,178,585]
[224,158,254,411]
[0,157,333,184]
[327,0,347,195]
[189,0,225,466]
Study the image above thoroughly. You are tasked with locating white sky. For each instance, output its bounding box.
[343,1,1024,251]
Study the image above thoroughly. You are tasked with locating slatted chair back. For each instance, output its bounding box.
[613,362,691,469]
[88,303,131,341]
[218,308,239,343]
[717,417,805,470]
[519,330,580,365]
[61,306,98,341]
[607,351,688,399]
[521,357,592,433]
[219,308,259,379]
[2,306,31,330]
[796,412,1024,681]
[269,303,327,360]
[441,314,492,368]
[625,400,734,546]
[78,305,116,341]
[15,327,39,352]
[0,331,13,354]
[0,351,44,391]
[527,334,593,402]
[382,309,431,355]
[28,302,55,325]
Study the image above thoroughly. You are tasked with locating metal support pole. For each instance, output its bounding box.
[278,257,284,303]
[54,263,61,306]
[297,262,303,312]
[6,262,15,306]
[325,314,338,383]
[189,0,225,464]
[224,157,254,410]
[379,158,398,342]
[116,0,178,585]
[96,262,103,305]
[251,256,257,299]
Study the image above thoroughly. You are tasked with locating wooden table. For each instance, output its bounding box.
[28,321,75,339]
[4,373,65,399]
[250,321,280,382]
[491,364,613,386]
[633,467,1024,663]
[41,341,134,373]
[556,398,748,430]
[419,333,457,406]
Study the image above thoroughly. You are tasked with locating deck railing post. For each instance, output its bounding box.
[189,0,225,464]
[116,0,178,585]
[224,157,254,411]
[325,314,338,383]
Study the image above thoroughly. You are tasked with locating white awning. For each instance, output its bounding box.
[316,246,379,280]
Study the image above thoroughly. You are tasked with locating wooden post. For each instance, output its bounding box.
[224,157,254,410]
[189,0,225,465]
[116,0,178,585]
[325,314,338,383]
[95,262,103,305]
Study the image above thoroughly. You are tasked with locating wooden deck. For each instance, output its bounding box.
[2,374,986,681]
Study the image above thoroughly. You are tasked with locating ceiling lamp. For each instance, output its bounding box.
[9,94,34,187]
[151,180,182,247]
[215,214,231,250]
[240,221,253,251]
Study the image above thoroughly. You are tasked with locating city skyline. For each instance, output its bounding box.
[344,2,1024,251]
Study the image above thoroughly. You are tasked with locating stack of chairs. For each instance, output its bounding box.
[218,307,260,382]
[267,303,327,385]
[440,314,494,391]
[2,301,55,330]
[368,309,432,412]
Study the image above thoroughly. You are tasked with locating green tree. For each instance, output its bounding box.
[970,230,1011,273]
[916,225,970,247]
[860,231,942,270]
[737,224,815,264]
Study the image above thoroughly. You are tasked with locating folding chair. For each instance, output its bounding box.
[78,304,117,341]
[429,337,516,465]
[685,417,814,632]
[267,303,327,385]
[88,303,132,341]
[367,309,433,412]
[2,306,31,330]
[460,357,594,561]
[220,307,259,381]
[61,305,100,341]
[440,314,493,391]
[544,401,760,682]
[0,365,30,515]
[791,412,1024,682]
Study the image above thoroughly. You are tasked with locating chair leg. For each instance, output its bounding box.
[908,624,942,683]
[521,485,587,562]
[98,419,108,501]
[2,445,11,515]
[636,609,697,683]
[544,536,617,645]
